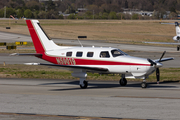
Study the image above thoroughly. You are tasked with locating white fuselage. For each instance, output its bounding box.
[43,46,155,79]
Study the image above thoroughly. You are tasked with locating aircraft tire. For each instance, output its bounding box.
[177,46,180,51]
[141,82,147,88]
[80,81,88,89]
[119,78,127,86]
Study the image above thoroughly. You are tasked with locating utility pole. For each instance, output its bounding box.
[4,6,6,18]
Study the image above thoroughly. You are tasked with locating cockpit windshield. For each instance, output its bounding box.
[111,49,128,57]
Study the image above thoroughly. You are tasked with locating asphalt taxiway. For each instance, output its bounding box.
[0,78,180,120]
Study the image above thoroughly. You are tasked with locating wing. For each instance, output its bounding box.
[11,53,108,72]
[144,42,180,45]
[24,63,109,72]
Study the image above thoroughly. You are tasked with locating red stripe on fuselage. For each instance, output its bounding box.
[42,54,150,66]
[26,20,45,53]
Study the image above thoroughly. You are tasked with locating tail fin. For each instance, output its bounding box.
[26,20,59,53]
[175,22,180,36]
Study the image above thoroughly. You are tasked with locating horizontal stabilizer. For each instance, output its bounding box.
[143,41,180,45]
[24,63,109,72]
[10,53,42,57]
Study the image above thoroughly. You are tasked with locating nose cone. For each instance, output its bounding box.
[156,62,163,68]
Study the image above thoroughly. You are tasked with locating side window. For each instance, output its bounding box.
[76,51,83,57]
[99,51,110,58]
[87,52,94,57]
[66,52,72,57]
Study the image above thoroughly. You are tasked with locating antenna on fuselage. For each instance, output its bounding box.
[77,36,87,47]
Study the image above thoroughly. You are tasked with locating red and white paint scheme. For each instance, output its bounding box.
[12,20,174,88]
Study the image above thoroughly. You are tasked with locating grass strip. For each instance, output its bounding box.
[0,64,179,82]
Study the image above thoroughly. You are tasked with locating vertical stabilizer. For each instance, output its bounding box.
[175,22,180,36]
[26,20,59,53]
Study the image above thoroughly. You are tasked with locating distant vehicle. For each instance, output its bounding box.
[11,20,174,88]
[145,22,180,51]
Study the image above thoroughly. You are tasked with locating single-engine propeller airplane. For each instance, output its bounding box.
[144,22,180,51]
[11,20,174,88]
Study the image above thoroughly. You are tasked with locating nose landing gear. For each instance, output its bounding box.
[141,79,147,88]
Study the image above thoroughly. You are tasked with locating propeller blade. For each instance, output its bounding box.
[147,58,156,66]
[156,68,160,84]
[159,51,166,62]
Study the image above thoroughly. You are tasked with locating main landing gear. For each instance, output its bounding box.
[71,72,88,89]
[80,80,88,89]
[79,78,88,89]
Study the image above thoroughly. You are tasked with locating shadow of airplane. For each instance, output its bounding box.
[39,80,179,91]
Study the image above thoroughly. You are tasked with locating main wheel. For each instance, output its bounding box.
[119,78,127,86]
[80,81,88,89]
[141,82,147,88]
[177,46,179,51]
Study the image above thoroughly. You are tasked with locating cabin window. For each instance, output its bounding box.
[99,51,110,58]
[87,52,94,57]
[66,52,72,57]
[76,51,83,57]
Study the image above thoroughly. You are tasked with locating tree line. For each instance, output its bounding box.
[0,0,179,19]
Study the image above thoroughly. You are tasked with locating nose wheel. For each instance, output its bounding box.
[141,79,147,88]
[141,82,147,88]
[119,78,127,86]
